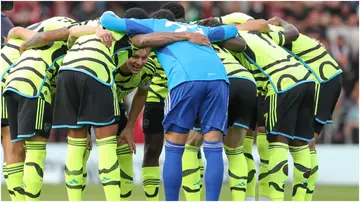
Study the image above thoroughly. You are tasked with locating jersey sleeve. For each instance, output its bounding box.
[218,12,254,25]
[203,25,238,43]
[100,11,154,35]
[265,30,286,46]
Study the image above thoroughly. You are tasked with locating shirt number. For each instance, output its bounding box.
[165,21,204,35]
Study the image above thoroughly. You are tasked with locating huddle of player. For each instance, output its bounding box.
[1,2,342,202]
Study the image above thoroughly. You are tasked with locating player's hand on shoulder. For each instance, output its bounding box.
[267,16,283,26]
[19,44,26,55]
[185,32,211,47]
[95,27,116,48]
[312,38,326,49]
[118,127,136,154]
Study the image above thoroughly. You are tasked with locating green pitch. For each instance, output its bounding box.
[1,184,358,201]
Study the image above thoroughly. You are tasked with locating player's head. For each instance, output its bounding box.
[123,7,149,19]
[126,48,151,74]
[150,9,176,21]
[160,2,185,22]
[196,18,222,27]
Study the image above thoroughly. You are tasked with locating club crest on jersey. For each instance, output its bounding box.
[44,123,52,132]
[143,119,149,128]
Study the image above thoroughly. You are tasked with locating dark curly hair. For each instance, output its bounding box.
[150,9,176,21]
[160,2,185,20]
[123,7,149,19]
[196,18,222,27]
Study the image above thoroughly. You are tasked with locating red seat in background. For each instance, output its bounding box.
[134,110,145,143]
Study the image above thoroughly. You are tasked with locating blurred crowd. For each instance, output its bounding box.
[3,1,359,144]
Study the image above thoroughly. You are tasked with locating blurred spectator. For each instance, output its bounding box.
[4,2,40,27]
[331,35,352,72]
[74,1,104,21]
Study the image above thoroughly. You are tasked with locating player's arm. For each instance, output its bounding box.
[126,84,149,129]
[218,36,247,52]
[7,27,37,41]
[205,24,238,43]
[268,16,299,43]
[130,32,210,48]
[19,27,70,53]
[68,26,115,48]
[235,19,270,32]
[100,11,154,35]
[120,82,150,154]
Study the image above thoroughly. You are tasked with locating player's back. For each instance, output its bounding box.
[27,16,77,32]
[268,25,342,83]
[149,20,229,90]
[3,17,77,101]
[212,44,255,84]
[61,31,131,86]
[234,30,315,95]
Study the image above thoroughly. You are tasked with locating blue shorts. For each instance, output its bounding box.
[163,80,229,135]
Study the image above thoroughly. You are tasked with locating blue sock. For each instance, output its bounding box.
[203,140,224,201]
[163,140,185,201]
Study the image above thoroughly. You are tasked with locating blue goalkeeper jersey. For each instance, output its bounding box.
[100,11,238,90]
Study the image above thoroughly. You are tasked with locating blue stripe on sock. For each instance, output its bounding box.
[163,140,184,201]
[203,141,223,201]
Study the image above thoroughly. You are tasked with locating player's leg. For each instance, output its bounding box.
[3,94,26,201]
[305,74,342,200]
[2,124,25,201]
[255,96,270,201]
[199,80,229,201]
[82,129,92,196]
[265,88,303,201]
[52,71,89,201]
[290,82,316,201]
[223,78,257,201]
[142,102,164,201]
[77,75,121,201]
[2,94,26,201]
[182,127,203,201]
[243,129,256,201]
[162,81,201,201]
[11,93,53,201]
[116,108,133,201]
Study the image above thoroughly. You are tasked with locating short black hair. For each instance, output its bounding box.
[150,9,176,21]
[196,18,222,27]
[160,2,185,20]
[123,7,149,19]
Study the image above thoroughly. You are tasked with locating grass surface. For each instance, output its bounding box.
[1,184,359,201]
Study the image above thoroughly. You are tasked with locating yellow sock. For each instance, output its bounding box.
[3,163,15,200]
[5,162,25,201]
[117,144,133,201]
[142,166,161,201]
[23,141,47,201]
[305,149,319,201]
[182,144,201,201]
[243,136,256,199]
[82,148,91,197]
[97,136,120,201]
[224,145,247,201]
[268,142,288,201]
[256,132,270,200]
[65,137,86,201]
[289,145,311,201]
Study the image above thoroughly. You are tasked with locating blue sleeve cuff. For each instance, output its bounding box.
[100,11,127,33]
[223,25,239,40]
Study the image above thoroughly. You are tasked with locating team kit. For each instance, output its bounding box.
[1,2,342,201]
